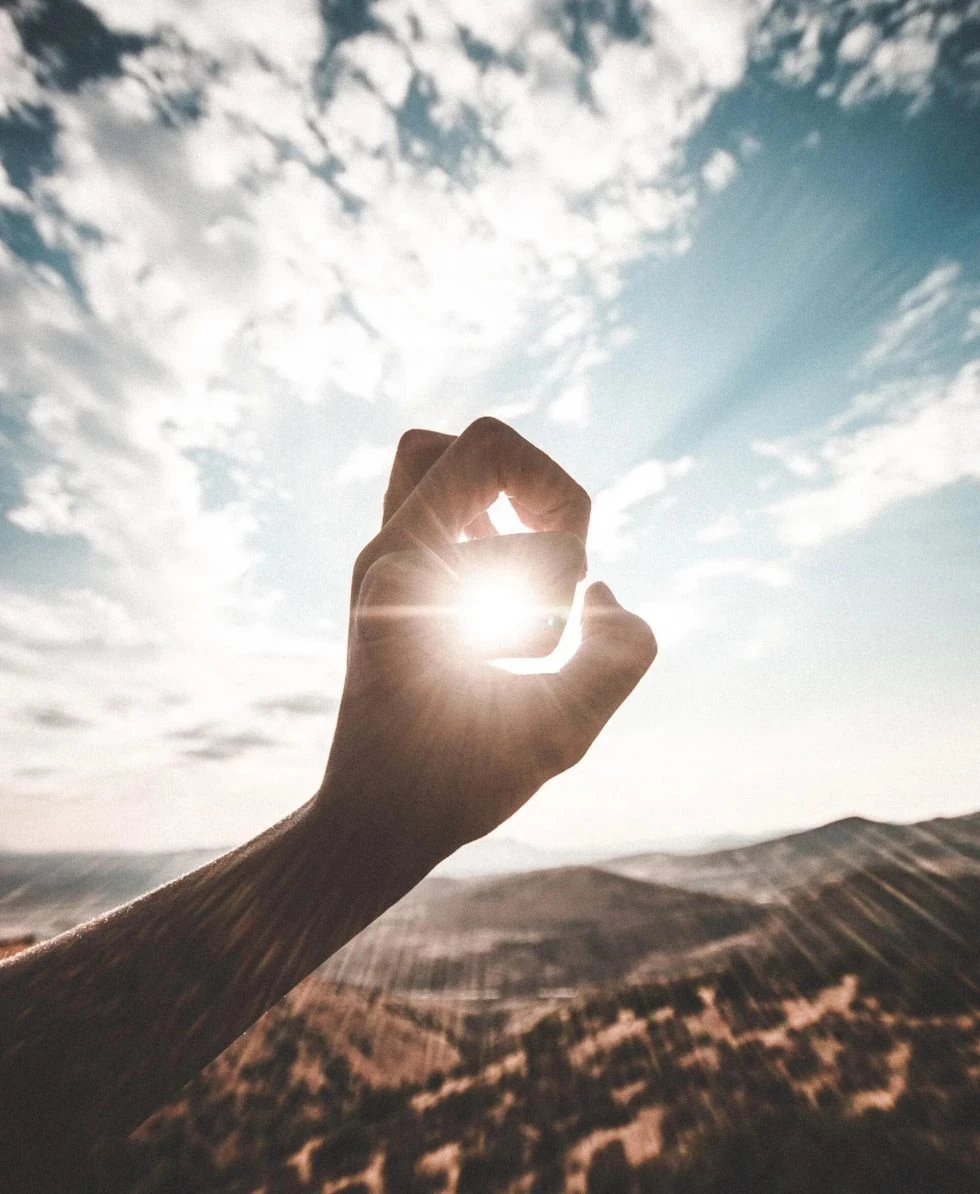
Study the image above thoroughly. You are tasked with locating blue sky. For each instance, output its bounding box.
[1,0,978,852]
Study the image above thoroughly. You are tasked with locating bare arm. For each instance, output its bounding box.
[0,788,436,1189]
[0,418,656,1189]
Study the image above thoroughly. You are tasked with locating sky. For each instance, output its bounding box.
[0,0,978,855]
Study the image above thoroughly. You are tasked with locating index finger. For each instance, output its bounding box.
[382,429,454,526]
[387,417,591,553]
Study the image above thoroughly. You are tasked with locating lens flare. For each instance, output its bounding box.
[456,573,539,654]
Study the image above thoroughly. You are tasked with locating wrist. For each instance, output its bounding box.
[306,766,448,914]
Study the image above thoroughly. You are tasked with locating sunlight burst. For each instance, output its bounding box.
[456,572,541,655]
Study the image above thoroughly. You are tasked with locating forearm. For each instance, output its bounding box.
[0,782,438,1187]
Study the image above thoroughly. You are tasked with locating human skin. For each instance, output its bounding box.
[0,418,656,1190]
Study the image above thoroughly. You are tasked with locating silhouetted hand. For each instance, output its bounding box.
[318,418,657,865]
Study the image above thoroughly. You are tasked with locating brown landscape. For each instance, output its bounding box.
[3,811,979,1192]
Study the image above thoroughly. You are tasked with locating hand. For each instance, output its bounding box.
[318,418,656,866]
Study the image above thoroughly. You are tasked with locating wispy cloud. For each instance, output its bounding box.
[251,692,338,718]
[676,557,792,594]
[698,513,742,544]
[635,599,705,653]
[590,456,694,558]
[21,705,91,729]
[767,361,980,548]
[548,384,589,427]
[0,0,769,654]
[863,263,961,369]
[168,723,279,763]
[335,444,395,486]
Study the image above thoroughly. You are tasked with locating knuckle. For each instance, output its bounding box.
[353,542,379,577]
[628,614,658,668]
[358,545,433,607]
[356,551,401,606]
[351,543,379,593]
[395,428,432,459]
[574,482,591,518]
[464,415,511,446]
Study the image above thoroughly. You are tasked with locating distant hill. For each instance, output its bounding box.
[402,865,753,938]
[323,866,765,995]
[4,810,979,1000]
[602,810,980,902]
[0,849,222,938]
[432,829,767,877]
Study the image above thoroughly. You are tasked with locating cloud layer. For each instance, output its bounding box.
[2,0,977,846]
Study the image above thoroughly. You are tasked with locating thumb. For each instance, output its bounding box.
[545,582,656,764]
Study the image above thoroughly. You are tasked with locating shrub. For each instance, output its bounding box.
[587,1140,634,1194]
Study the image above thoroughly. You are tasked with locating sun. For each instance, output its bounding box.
[455,572,540,656]
[447,529,584,668]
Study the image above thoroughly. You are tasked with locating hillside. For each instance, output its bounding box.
[127,890,980,1193]
[603,810,980,902]
[322,867,765,996]
[767,862,980,985]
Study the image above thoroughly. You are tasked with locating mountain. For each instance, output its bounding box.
[602,810,980,903]
[322,866,765,995]
[432,835,610,877]
[4,811,979,1000]
[432,830,771,878]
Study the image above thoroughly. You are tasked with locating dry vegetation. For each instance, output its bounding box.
[6,813,979,1192]
[123,937,980,1193]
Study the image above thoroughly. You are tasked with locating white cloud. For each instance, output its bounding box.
[0,159,29,208]
[654,0,765,90]
[965,309,980,343]
[548,384,589,426]
[752,439,819,479]
[3,0,767,586]
[486,399,537,421]
[0,9,39,115]
[676,557,792,594]
[88,0,325,75]
[590,456,694,557]
[337,33,414,109]
[335,443,395,485]
[837,22,879,64]
[698,513,742,543]
[702,148,739,192]
[635,598,705,652]
[768,361,980,548]
[838,15,940,110]
[736,615,785,662]
[758,2,976,113]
